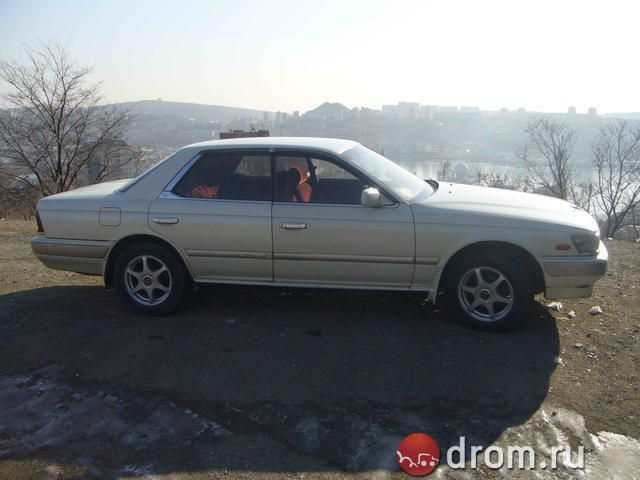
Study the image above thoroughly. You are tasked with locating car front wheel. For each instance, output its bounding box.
[445,252,534,331]
[114,243,188,315]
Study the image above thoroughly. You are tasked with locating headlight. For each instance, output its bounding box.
[572,234,599,255]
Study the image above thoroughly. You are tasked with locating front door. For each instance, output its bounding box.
[272,152,415,288]
[149,149,273,283]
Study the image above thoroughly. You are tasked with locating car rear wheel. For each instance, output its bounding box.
[114,243,187,315]
[445,252,534,331]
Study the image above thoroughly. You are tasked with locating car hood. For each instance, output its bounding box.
[412,182,599,233]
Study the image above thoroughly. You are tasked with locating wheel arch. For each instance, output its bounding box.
[437,241,545,297]
[104,234,193,288]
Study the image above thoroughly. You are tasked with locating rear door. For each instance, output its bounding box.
[149,149,273,283]
[272,151,415,288]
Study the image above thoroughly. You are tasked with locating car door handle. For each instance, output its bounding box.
[153,217,179,225]
[280,222,307,230]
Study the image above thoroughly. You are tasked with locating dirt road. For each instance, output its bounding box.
[0,220,638,479]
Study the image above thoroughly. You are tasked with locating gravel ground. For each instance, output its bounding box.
[0,220,638,479]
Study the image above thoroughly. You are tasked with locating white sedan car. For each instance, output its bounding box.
[32,137,607,330]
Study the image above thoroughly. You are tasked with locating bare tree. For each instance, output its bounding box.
[0,165,38,218]
[520,117,577,200]
[0,43,139,200]
[474,168,531,192]
[592,120,640,238]
[569,179,595,212]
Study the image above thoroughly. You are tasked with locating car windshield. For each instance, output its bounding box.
[342,144,432,201]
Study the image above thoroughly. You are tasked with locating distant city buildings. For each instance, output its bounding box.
[113,99,611,187]
[382,102,421,120]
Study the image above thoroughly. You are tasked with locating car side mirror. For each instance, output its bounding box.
[361,187,393,208]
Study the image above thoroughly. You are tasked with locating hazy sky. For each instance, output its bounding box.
[1,0,638,113]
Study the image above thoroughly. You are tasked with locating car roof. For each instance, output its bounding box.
[183,137,360,155]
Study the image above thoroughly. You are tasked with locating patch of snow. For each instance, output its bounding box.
[490,407,640,479]
[586,431,640,479]
[0,367,230,457]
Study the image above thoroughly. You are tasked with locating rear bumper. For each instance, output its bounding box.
[542,242,608,299]
[31,236,111,276]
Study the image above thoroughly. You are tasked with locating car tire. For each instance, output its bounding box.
[444,251,534,331]
[113,242,188,315]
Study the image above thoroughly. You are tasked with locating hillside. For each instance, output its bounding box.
[114,99,270,122]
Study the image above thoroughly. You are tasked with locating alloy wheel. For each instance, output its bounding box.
[124,254,172,306]
[457,266,514,322]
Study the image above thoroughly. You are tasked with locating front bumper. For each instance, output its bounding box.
[31,236,111,276]
[542,241,608,299]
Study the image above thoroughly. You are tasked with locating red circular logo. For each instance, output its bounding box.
[396,433,440,476]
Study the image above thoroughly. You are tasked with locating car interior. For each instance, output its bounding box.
[173,152,271,201]
[173,151,369,205]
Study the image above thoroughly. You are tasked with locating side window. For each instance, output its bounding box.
[275,155,367,205]
[173,151,271,201]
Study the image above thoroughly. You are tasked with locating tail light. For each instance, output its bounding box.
[36,210,45,234]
